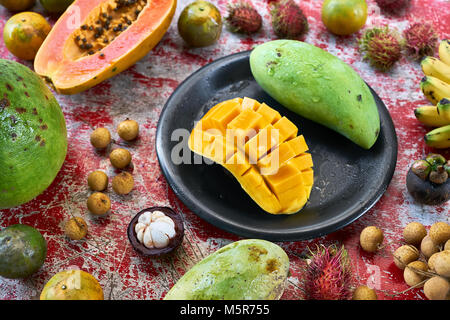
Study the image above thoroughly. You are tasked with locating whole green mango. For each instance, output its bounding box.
[250,40,380,149]
[164,239,289,300]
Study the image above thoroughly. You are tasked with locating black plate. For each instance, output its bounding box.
[156,50,397,241]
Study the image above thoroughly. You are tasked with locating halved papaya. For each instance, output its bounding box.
[34,0,177,95]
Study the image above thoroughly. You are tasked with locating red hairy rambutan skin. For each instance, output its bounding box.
[375,0,411,14]
[403,22,439,60]
[301,245,353,300]
[270,0,308,39]
[359,26,403,71]
[226,2,262,34]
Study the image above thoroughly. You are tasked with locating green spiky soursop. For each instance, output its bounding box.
[0,59,67,209]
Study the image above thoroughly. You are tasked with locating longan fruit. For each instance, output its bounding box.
[403,261,428,287]
[64,217,88,240]
[87,171,108,191]
[434,250,450,277]
[87,192,111,215]
[403,222,427,246]
[445,239,450,251]
[428,252,440,271]
[117,119,139,141]
[112,172,134,195]
[352,285,378,300]
[109,148,132,169]
[421,235,440,258]
[359,226,384,253]
[429,222,450,245]
[90,127,111,149]
[424,276,450,300]
[393,245,419,269]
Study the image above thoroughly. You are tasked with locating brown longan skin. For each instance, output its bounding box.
[434,250,450,277]
[117,119,139,141]
[393,245,419,269]
[421,235,440,258]
[88,171,108,191]
[65,217,88,240]
[445,240,450,251]
[424,276,450,300]
[403,260,428,287]
[87,192,111,215]
[403,222,427,246]
[90,127,111,149]
[112,172,134,195]
[110,148,132,169]
[352,286,377,300]
[360,226,384,253]
[429,222,450,245]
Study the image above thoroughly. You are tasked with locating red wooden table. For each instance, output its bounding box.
[0,0,449,300]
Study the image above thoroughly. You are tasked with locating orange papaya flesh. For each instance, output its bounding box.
[188,97,314,215]
[34,0,177,94]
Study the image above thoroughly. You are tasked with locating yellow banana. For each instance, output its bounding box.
[437,98,450,121]
[424,124,450,149]
[414,105,450,127]
[421,56,450,84]
[439,39,450,66]
[420,76,450,105]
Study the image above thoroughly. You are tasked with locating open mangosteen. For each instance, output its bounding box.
[406,154,450,205]
[127,207,184,257]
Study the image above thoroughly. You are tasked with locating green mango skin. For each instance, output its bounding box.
[164,239,289,300]
[0,59,67,209]
[250,40,380,149]
[0,224,47,279]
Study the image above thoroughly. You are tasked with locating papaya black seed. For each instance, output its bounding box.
[81,25,88,30]
[82,38,87,43]
[357,94,362,101]
[35,135,41,142]
[15,107,26,114]
[40,140,46,147]
[40,124,48,130]
[5,83,13,91]
[89,26,93,30]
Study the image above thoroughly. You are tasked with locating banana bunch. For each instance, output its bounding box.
[415,40,450,149]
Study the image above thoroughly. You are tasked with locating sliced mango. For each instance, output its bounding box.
[189,97,314,215]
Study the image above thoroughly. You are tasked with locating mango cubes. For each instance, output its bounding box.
[188,97,314,215]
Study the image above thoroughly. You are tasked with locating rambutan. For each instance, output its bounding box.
[270,0,308,39]
[403,22,439,60]
[226,2,262,34]
[358,26,403,71]
[375,0,411,15]
[300,244,353,300]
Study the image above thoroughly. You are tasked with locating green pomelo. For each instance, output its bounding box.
[164,239,289,300]
[0,224,47,279]
[250,40,380,149]
[0,59,67,209]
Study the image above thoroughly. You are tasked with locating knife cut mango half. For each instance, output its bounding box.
[188,97,314,215]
